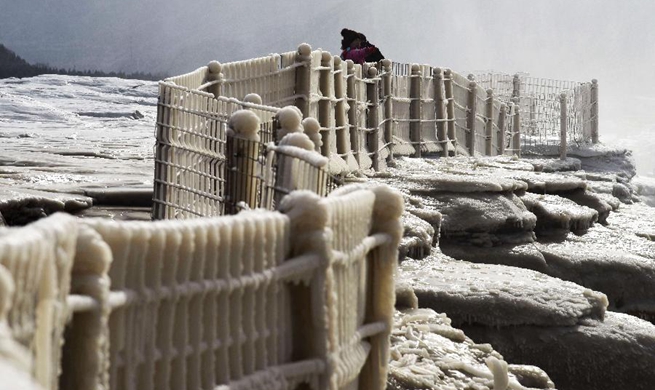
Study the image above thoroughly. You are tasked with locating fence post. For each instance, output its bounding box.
[444,69,457,156]
[485,88,494,156]
[345,60,360,167]
[512,99,521,157]
[434,67,448,157]
[560,93,568,160]
[225,110,261,214]
[295,43,312,118]
[512,73,521,99]
[206,61,224,98]
[381,59,394,163]
[498,103,507,155]
[466,79,478,156]
[410,64,422,157]
[367,66,380,171]
[318,52,332,157]
[591,79,599,144]
[334,56,348,157]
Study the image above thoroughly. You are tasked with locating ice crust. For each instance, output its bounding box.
[387,308,555,390]
[400,256,608,328]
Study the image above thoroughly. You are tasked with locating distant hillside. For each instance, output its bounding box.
[0,44,167,80]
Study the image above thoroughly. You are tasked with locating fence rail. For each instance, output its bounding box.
[154,44,598,221]
[471,72,598,151]
[0,184,402,390]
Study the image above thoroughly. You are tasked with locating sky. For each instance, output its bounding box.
[1,0,654,174]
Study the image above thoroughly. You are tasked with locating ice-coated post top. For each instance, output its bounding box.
[411,64,420,75]
[487,88,493,97]
[333,56,342,67]
[302,117,322,152]
[228,109,260,141]
[381,59,392,72]
[592,79,598,85]
[469,80,477,88]
[297,43,312,61]
[560,92,567,101]
[206,61,223,81]
[368,66,378,77]
[277,106,303,131]
[321,51,332,65]
[433,67,443,78]
[467,74,476,81]
[278,132,316,151]
[346,60,355,73]
[243,93,262,105]
[444,68,452,77]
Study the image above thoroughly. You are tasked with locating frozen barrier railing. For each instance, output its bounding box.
[159,45,526,184]
[156,44,600,217]
[153,80,336,219]
[472,72,599,157]
[0,184,402,390]
[0,213,77,390]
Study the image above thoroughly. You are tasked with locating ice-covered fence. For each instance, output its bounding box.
[265,143,334,209]
[472,72,599,153]
[389,63,415,157]
[153,81,283,219]
[278,185,403,390]
[0,214,78,390]
[165,54,299,109]
[0,184,402,390]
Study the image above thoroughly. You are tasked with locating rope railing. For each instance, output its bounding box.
[154,44,600,220]
[471,71,599,156]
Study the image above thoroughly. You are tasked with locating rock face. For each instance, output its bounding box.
[462,312,655,390]
[380,148,655,390]
[400,256,608,328]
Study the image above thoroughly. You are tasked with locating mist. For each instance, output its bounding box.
[1,0,654,175]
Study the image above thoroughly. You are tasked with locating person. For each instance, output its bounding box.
[340,28,384,65]
[357,32,385,62]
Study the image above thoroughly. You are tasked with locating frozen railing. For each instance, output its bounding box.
[160,45,526,181]
[472,72,599,157]
[0,184,402,390]
[153,81,335,219]
[0,214,78,390]
[155,44,600,219]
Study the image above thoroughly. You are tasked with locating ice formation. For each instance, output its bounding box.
[228,109,261,141]
[301,117,323,153]
[387,308,555,390]
[275,106,304,140]
[0,213,78,390]
[278,133,316,151]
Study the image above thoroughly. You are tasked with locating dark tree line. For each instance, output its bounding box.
[0,44,168,81]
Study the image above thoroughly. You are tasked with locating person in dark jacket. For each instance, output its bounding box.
[340,28,384,64]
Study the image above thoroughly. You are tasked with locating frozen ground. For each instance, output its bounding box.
[3,74,655,389]
[371,153,655,390]
[0,75,156,223]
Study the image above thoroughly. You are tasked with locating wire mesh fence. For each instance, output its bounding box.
[472,72,597,150]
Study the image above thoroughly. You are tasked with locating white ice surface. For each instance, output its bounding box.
[400,255,608,327]
[0,75,157,195]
